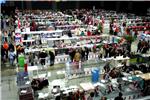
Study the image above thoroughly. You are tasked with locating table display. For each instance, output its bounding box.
[17,71,34,100]
[19,86,34,100]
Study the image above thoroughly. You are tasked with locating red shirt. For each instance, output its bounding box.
[115,27,119,33]
[18,19,21,29]
[3,42,9,50]
[87,31,91,36]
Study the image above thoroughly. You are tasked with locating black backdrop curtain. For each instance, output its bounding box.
[1,1,150,16]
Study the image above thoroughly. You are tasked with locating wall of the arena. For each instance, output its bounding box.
[1,1,150,16]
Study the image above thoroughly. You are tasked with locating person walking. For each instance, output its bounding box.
[73,49,81,70]
[114,92,123,100]
[87,92,95,100]
[137,40,142,53]
[85,47,89,60]
[3,41,9,59]
[49,51,55,66]
[69,48,75,62]
[39,50,47,65]
[99,46,105,58]
[9,49,15,66]
[81,47,85,61]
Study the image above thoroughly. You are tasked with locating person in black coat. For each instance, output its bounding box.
[1,45,6,63]
[49,51,55,66]
[104,44,109,58]
[69,48,75,62]
[114,92,123,100]
[9,43,14,51]
[55,95,61,100]
[39,50,47,65]
[81,48,85,61]
[137,40,142,52]
[85,47,89,60]
[67,30,72,37]
[127,42,131,53]
[109,45,113,57]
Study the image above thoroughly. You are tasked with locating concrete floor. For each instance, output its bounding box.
[1,76,18,100]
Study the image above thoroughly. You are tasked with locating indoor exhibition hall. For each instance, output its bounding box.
[1,1,150,100]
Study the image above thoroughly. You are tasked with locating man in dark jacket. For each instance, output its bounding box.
[49,51,55,66]
[69,48,75,62]
[39,50,47,65]
[85,47,89,60]
[137,40,141,52]
[114,92,123,100]
[9,43,15,51]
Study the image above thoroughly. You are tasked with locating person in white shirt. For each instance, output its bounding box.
[99,47,105,58]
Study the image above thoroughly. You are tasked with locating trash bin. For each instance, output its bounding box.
[91,68,100,83]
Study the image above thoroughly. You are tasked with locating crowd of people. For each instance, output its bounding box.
[1,7,150,100]
[2,8,149,67]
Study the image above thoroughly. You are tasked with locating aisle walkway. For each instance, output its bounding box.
[1,76,18,100]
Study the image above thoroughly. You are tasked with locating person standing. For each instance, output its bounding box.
[137,40,142,53]
[80,31,85,36]
[4,31,8,43]
[101,96,107,100]
[39,50,47,65]
[99,46,104,58]
[29,53,34,66]
[104,44,109,58]
[9,43,15,52]
[49,51,55,66]
[81,47,85,61]
[85,47,89,60]
[1,46,4,62]
[87,92,95,100]
[3,41,9,59]
[73,49,81,70]
[69,48,75,62]
[3,17,7,30]
[114,92,123,100]
[87,30,91,36]
[12,31,15,42]
[9,49,15,66]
